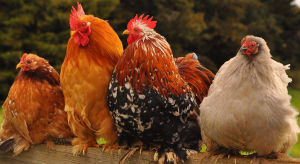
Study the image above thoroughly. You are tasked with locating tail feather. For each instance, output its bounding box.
[175,53,215,106]
[0,138,15,152]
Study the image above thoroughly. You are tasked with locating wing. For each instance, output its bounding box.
[2,98,32,143]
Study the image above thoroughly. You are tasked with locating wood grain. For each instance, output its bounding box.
[0,144,299,164]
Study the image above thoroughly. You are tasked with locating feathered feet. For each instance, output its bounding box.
[71,137,98,156]
[252,152,300,163]
[100,143,119,153]
[200,146,240,162]
[154,147,198,164]
[201,147,300,163]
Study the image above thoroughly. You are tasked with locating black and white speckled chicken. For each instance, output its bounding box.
[107,15,214,163]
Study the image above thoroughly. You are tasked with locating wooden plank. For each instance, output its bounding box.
[0,144,299,164]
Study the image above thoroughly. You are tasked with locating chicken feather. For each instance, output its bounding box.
[199,35,299,158]
[60,2,123,155]
[0,54,72,155]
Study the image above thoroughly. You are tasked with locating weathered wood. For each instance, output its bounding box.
[0,144,299,164]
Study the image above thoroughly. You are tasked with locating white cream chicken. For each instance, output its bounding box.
[199,35,299,158]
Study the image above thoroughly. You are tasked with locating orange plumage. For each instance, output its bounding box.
[0,53,72,155]
[60,2,123,155]
[175,53,215,105]
[115,35,188,97]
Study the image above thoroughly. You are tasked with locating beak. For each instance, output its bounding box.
[240,46,247,51]
[71,31,76,36]
[123,30,129,35]
[16,63,22,69]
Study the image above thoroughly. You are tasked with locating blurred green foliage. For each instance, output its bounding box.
[0,0,300,102]
[288,89,300,157]
[289,89,300,114]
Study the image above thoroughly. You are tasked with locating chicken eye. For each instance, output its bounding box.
[133,28,139,32]
[27,60,32,64]
[81,22,86,27]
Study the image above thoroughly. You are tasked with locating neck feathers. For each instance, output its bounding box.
[18,65,60,86]
[63,16,123,71]
[116,34,190,97]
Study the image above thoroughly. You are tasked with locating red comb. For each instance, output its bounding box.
[127,14,157,30]
[70,2,85,31]
[20,53,28,62]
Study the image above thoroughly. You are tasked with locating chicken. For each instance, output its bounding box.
[107,15,214,163]
[60,2,123,155]
[199,35,299,159]
[0,53,72,155]
[175,53,215,107]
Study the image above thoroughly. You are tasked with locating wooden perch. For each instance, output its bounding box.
[0,144,300,164]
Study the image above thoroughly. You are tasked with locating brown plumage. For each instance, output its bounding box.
[108,15,215,163]
[115,34,188,98]
[60,2,123,155]
[175,53,215,106]
[0,53,72,155]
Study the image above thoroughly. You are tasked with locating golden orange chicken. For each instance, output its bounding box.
[60,2,123,155]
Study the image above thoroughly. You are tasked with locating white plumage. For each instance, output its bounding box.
[199,35,299,156]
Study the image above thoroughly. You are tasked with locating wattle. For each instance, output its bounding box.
[73,31,90,47]
[127,34,143,45]
[127,35,134,45]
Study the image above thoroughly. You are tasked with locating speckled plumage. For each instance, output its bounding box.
[107,15,209,163]
[108,73,200,161]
